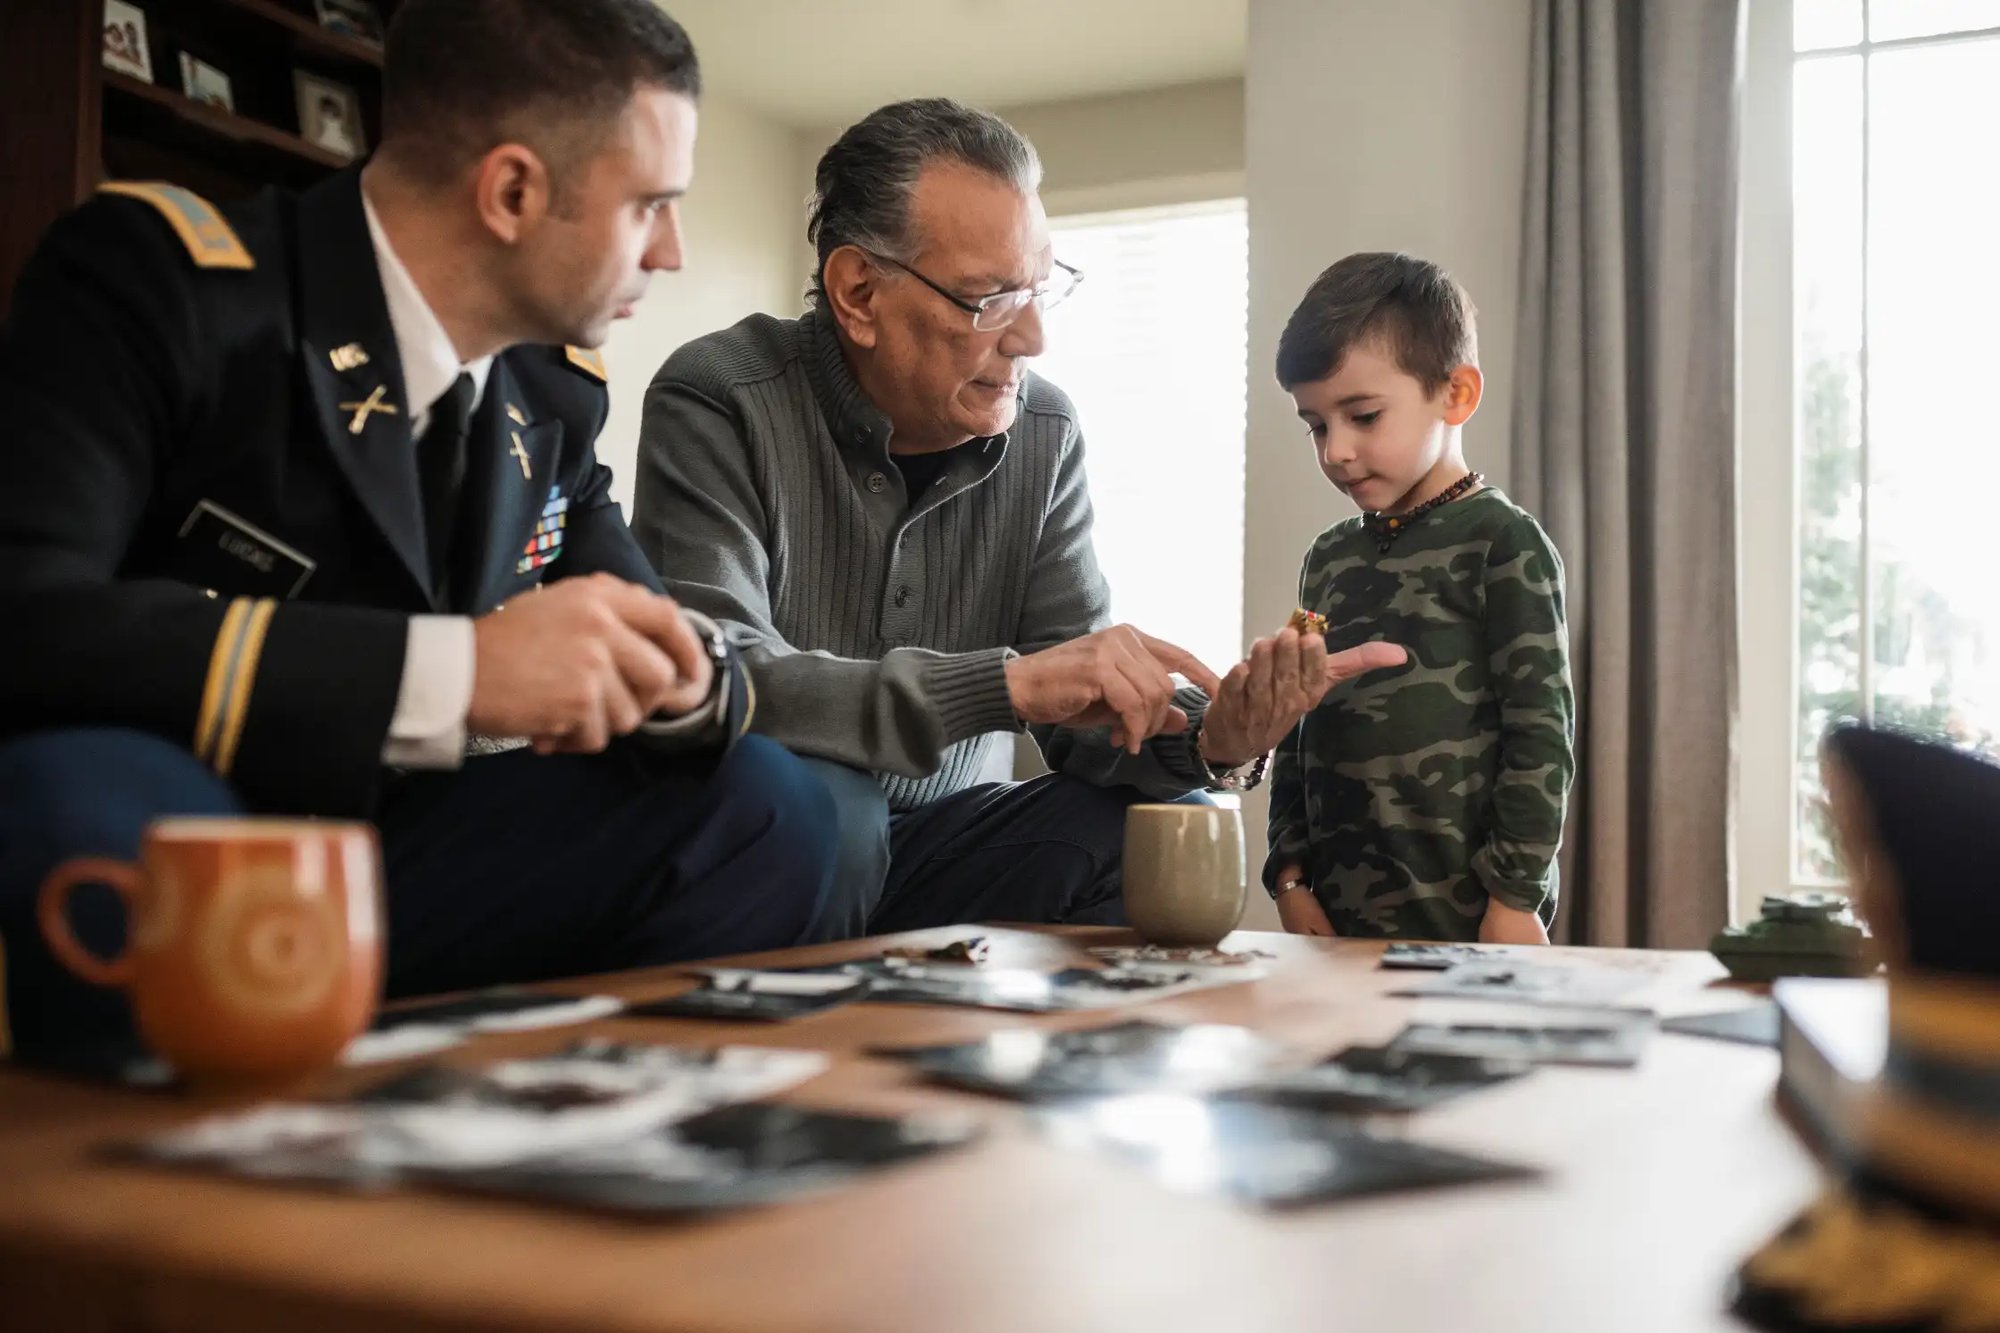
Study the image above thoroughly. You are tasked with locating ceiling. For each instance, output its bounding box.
[660,0,1247,127]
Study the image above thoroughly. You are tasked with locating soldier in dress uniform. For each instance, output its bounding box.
[0,0,838,1067]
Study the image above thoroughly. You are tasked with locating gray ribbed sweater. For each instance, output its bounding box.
[631,306,1208,812]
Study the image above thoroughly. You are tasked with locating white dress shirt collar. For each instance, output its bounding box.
[360,190,493,436]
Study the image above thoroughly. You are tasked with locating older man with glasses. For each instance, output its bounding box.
[632,98,1403,940]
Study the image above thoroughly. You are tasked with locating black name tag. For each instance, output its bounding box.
[175,500,316,598]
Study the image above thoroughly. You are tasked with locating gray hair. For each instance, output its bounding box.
[805,97,1042,307]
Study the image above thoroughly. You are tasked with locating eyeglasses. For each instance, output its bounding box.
[863,251,1083,331]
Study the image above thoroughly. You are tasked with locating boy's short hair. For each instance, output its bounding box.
[1275,252,1478,394]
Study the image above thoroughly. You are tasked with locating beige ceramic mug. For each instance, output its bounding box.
[1121,804,1248,947]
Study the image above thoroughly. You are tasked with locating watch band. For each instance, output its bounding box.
[1189,716,1268,793]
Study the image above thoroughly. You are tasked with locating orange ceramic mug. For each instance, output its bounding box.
[39,817,383,1084]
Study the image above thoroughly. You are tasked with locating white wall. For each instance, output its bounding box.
[1000,78,1244,214]
[794,79,1246,294]
[598,94,806,511]
[1237,0,1534,928]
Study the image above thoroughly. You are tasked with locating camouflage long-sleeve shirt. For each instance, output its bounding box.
[1264,486,1574,940]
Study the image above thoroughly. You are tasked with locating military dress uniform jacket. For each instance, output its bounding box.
[0,171,748,816]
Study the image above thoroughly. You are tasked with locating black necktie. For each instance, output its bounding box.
[417,372,475,602]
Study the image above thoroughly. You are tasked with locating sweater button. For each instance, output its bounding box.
[894,586,911,607]
[867,472,888,493]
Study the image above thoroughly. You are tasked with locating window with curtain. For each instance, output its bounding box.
[1034,199,1248,676]
[1786,0,2000,879]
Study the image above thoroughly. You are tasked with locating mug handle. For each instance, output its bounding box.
[38,857,145,988]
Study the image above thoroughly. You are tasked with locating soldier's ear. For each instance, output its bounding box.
[1441,365,1483,426]
[822,246,881,350]
[472,143,551,244]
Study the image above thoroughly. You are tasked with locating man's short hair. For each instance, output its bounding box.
[1275,252,1478,393]
[805,98,1042,308]
[382,0,699,185]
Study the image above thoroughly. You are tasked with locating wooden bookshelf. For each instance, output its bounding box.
[207,0,386,70]
[0,0,399,316]
[105,71,352,174]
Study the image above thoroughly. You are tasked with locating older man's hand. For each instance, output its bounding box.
[1197,631,1408,768]
[1005,625,1223,754]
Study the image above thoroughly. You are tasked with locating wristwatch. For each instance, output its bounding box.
[1190,717,1268,793]
[637,611,733,739]
[698,616,730,692]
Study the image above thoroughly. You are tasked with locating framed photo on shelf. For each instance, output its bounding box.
[294,72,367,161]
[312,0,385,46]
[102,1,153,83]
[177,53,235,112]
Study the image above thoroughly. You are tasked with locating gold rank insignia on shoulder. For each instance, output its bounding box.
[99,181,253,271]
[564,345,608,382]
[329,343,370,372]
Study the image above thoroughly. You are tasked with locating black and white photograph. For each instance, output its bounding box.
[878,1019,1298,1100]
[293,71,366,160]
[312,0,385,46]
[134,1042,830,1185]
[1389,1016,1655,1070]
[1389,959,1653,1011]
[100,0,152,81]
[175,52,233,112]
[1239,1045,1535,1115]
[1037,1097,1538,1209]
[431,1103,983,1216]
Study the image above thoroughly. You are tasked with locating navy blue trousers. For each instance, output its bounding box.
[0,729,838,1066]
[798,758,1212,941]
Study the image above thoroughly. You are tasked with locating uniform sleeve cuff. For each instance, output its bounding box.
[381,615,473,768]
[919,648,1021,747]
[639,609,729,738]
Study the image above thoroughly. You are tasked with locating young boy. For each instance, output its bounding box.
[1265,252,1574,944]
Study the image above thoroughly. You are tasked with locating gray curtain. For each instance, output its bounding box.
[1512,0,1745,948]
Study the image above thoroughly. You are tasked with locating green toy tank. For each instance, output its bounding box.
[1709,893,1870,982]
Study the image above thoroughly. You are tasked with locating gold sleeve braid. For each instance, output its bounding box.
[193,598,277,777]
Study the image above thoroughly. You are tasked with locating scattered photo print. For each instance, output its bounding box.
[1238,1044,1534,1113]
[432,1102,981,1215]
[1038,1095,1538,1208]
[877,1019,1298,1100]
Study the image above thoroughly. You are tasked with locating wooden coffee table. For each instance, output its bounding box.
[0,928,1818,1333]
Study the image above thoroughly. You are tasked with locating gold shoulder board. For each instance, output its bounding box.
[98,181,254,271]
[564,345,609,382]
